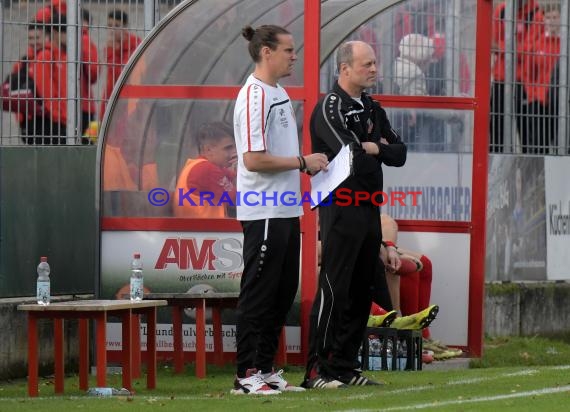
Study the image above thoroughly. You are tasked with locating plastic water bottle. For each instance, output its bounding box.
[397,340,408,370]
[36,256,50,305]
[368,338,381,371]
[385,339,393,370]
[86,387,132,397]
[130,253,143,301]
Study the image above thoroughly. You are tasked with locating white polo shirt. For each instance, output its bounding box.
[233,74,303,220]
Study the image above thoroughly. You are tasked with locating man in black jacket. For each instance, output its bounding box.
[302,40,407,389]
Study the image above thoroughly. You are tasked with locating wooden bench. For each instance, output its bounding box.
[145,292,287,378]
[18,299,167,396]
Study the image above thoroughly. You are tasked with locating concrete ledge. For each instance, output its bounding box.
[485,282,570,336]
[0,294,94,305]
[0,295,93,379]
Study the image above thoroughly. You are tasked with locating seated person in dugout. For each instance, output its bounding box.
[173,122,237,218]
[368,213,462,360]
[103,143,137,191]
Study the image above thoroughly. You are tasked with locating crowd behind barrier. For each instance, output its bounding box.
[1,0,568,154]
[1,0,180,145]
[490,0,567,154]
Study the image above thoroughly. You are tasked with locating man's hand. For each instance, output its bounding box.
[304,153,328,174]
[362,141,380,155]
[385,246,401,273]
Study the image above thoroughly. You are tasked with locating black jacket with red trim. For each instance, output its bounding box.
[310,81,407,202]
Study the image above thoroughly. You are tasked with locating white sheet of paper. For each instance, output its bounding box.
[310,144,352,209]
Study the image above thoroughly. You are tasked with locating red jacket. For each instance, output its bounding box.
[2,46,42,117]
[100,32,142,117]
[29,43,68,125]
[525,33,560,105]
[35,5,98,117]
[173,158,236,218]
[492,1,545,86]
[80,28,99,115]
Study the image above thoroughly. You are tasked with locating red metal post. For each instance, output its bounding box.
[54,318,65,394]
[121,310,133,391]
[468,0,493,357]
[146,307,158,389]
[27,314,39,397]
[172,306,184,373]
[212,307,224,366]
[95,312,107,387]
[195,299,206,378]
[300,0,321,366]
[131,315,141,378]
[79,319,89,390]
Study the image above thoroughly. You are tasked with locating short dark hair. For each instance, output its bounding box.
[197,122,233,152]
[81,8,92,25]
[108,9,129,25]
[241,25,290,63]
[50,13,67,33]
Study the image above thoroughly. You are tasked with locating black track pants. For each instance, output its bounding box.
[236,217,300,376]
[307,203,380,377]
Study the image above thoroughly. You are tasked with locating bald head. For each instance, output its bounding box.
[336,41,373,72]
[336,41,377,96]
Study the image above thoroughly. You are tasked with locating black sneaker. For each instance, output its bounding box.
[301,374,348,389]
[338,370,383,386]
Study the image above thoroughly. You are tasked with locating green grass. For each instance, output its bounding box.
[2,337,570,411]
[470,335,570,368]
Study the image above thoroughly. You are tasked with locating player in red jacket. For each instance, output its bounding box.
[100,10,142,118]
[28,13,68,144]
[490,0,545,152]
[34,2,99,139]
[1,20,50,141]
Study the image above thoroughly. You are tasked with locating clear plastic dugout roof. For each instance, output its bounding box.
[99,0,477,218]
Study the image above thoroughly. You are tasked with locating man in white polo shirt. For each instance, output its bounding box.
[231,24,328,395]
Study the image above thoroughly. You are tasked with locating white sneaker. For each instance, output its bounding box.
[263,369,306,392]
[230,369,281,395]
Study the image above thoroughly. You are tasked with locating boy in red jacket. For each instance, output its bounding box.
[100,10,142,118]
[28,13,68,144]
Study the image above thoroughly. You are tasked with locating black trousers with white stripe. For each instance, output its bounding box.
[235,217,300,377]
[307,203,380,378]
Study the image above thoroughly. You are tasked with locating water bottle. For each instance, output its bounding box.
[36,256,50,305]
[368,338,381,371]
[86,387,132,397]
[385,339,393,370]
[397,340,408,370]
[130,253,143,301]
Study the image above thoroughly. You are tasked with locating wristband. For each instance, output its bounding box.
[298,155,308,173]
[382,240,397,249]
[297,156,304,171]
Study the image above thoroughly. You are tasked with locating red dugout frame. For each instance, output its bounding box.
[101,0,492,360]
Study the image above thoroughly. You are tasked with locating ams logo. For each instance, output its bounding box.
[155,238,243,272]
